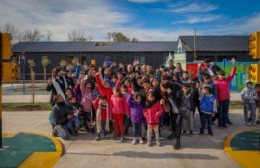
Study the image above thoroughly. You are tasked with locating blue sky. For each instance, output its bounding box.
[0,0,259,41]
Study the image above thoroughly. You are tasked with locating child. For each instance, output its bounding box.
[52,94,71,140]
[110,87,130,142]
[180,84,195,137]
[80,80,93,132]
[199,85,217,135]
[143,91,163,146]
[93,95,110,140]
[67,95,81,136]
[121,84,131,135]
[127,93,144,144]
[241,80,258,126]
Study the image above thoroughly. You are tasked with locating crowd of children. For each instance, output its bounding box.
[47,58,259,150]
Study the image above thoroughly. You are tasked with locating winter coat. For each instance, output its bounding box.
[95,72,113,104]
[52,76,68,100]
[214,66,236,101]
[80,81,93,112]
[52,103,71,126]
[110,96,130,116]
[127,94,144,124]
[143,102,163,124]
[200,94,217,114]
[241,87,258,104]
[73,83,82,104]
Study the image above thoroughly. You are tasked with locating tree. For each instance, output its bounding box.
[41,56,51,86]
[131,37,138,42]
[27,59,36,105]
[0,22,19,43]
[108,32,130,42]
[59,59,66,70]
[45,30,53,41]
[18,28,43,42]
[68,29,93,42]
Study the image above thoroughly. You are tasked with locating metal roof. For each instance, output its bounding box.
[179,36,249,52]
[12,41,177,53]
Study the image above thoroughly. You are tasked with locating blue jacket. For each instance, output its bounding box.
[200,94,217,114]
[127,94,144,124]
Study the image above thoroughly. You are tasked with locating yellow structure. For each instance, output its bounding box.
[248,63,260,83]
[1,33,12,60]
[249,31,260,59]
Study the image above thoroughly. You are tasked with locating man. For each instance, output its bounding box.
[204,58,222,77]
[168,59,176,73]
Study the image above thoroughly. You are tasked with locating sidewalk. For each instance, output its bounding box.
[1,93,243,103]
[2,109,254,168]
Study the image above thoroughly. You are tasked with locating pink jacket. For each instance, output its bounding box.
[143,102,163,124]
[214,66,236,101]
[110,96,130,116]
[80,82,93,112]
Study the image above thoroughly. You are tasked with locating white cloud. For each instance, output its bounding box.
[173,15,222,24]
[127,0,162,3]
[168,2,218,13]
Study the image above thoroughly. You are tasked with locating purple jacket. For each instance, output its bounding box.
[127,94,144,124]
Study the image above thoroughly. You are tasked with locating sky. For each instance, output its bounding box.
[0,0,259,41]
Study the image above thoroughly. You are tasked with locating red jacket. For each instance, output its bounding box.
[110,96,130,116]
[95,72,113,103]
[143,102,163,124]
[214,66,236,101]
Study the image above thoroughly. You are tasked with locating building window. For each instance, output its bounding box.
[105,56,111,61]
[134,56,145,65]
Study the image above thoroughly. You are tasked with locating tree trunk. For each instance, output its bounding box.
[43,67,46,87]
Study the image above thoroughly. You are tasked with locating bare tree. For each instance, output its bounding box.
[27,59,36,105]
[45,30,53,41]
[131,37,138,42]
[0,22,19,43]
[18,28,43,42]
[68,29,93,42]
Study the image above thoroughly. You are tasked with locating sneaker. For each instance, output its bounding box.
[199,130,204,135]
[132,138,137,145]
[147,140,152,146]
[52,129,58,137]
[208,132,214,136]
[251,123,256,126]
[95,136,100,141]
[120,137,126,143]
[227,121,233,125]
[156,141,161,146]
[111,135,116,140]
[139,137,144,144]
[104,135,110,140]
[188,131,193,137]
[244,122,250,126]
[182,131,187,136]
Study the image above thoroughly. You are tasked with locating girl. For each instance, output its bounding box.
[127,93,144,144]
[110,87,130,142]
[143,91,163,146]
[93,95,110,140]
[80,80,93,132]
[121,84,131,135]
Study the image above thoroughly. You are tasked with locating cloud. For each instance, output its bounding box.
[168,2,218,13]
[127,0,162,3]
[173,15,222,24]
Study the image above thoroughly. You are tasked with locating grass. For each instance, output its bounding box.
[2,103,52,111]
[2,101,244,111]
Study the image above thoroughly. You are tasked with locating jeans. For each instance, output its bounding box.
[244,103,257,124]
[200,113,212,133]
[183,111,193,132]
[218,99,229,127]
[97,121,107,137]
[81,111,91,125]
[67,116,81,133]
[132,123,142,138]
[54,125,70,140]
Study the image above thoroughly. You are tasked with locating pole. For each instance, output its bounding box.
[194,28,196,62]
[0,57,2,149]
[22,55,25,94]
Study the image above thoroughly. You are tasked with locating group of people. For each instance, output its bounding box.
[47,58,260,150]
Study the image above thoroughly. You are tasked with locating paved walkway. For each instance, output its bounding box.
[2,109,256,168]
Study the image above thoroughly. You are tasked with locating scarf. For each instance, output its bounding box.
[96,102,110,133]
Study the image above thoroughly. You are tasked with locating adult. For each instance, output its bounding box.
[168,59,176,73]
[52,67,68,100]
[204,58,222,77]
[173,63,183,80]
[214,58,236,128]
[160,81,183,149]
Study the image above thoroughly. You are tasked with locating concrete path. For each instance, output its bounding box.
[3,109,254,168]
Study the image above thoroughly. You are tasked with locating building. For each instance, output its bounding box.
[12,41,176,79]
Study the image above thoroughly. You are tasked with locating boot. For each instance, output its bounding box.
[174,139,181,150]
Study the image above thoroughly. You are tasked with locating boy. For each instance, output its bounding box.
[199,85,217,135]
[67,95,81,136]
[241,80,258,126]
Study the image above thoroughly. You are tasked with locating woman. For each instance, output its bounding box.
[160,81,183,149]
